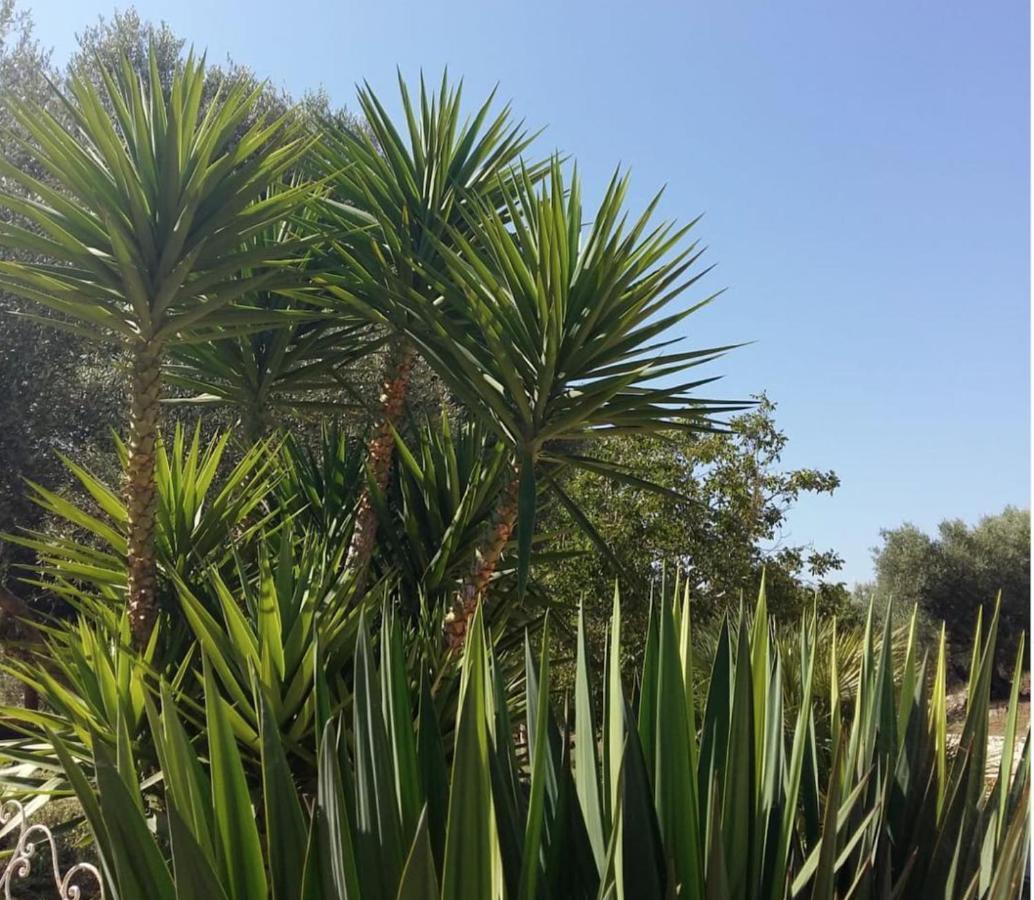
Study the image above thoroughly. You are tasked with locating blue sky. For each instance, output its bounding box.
[28,0,1031,585]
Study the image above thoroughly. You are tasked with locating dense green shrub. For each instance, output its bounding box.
[540,397,848,628]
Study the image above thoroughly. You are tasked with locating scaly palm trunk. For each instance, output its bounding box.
[444,474,520,650]
[344,338,418,590]
[126,340,163,647]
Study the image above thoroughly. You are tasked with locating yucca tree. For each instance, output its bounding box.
[165,189,380,442]
[3,424,279,609]
[312,73,546,591]
[165,308,372,441]
[272,414,558,662]
[385,159,744,643]
[0,50,313,643]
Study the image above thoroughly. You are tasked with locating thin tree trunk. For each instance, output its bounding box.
[444,474,520,651]
[344,338,418,590]
[126,339,163,647]
[0,585,40,710]
[240,402,269,446]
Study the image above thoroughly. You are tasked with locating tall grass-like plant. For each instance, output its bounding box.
[44,585,1029,899]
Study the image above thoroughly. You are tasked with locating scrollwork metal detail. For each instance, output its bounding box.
[0,800,104,899]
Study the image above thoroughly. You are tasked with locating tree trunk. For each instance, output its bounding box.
[126,340,163,647]
[344,339,418,590]
[444,474,520,651]
[240,402,269,446]
[0,585,40,710]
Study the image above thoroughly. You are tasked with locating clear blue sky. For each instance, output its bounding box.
[27,0,1031,585]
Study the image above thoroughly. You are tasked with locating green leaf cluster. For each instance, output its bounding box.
[46,584,1031,899]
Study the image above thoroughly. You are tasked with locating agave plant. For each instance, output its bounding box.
[312,73,547,589]
[0,49,314,643]
[36,582,1028,899]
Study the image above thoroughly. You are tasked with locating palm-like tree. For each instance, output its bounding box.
[312,73,546,590]
[384,159,746,644]
[165,308,373,441]
[164,204,379,442]
[0,51,313,643]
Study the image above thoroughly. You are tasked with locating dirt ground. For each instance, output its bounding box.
[947,673,1030,780]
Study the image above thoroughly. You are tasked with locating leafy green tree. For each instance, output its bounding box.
[870,506,1029,687]
[0,0,126,582]
[539,395,848,661]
